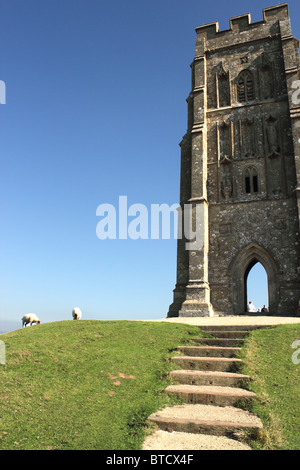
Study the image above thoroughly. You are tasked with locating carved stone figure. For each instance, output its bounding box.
[219,121,231,159]
[221,178,233,200]
[241,118,255,157]
[260,54,274,100]
[218,63,231,107]
[266,116,280,157]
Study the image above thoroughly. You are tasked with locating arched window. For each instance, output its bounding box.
[237,70,255,102]
[244,166,259,194]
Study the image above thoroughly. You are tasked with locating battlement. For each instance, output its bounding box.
[195,3,289,40]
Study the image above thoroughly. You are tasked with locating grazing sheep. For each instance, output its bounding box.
[72,307,82,320]
[22,313,41,328]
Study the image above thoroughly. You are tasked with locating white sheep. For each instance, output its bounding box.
[22,313,41,328]
[72,307,82,320]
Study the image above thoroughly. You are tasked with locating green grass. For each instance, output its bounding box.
[239,324,300,450]
[2,320,300,450]
[0,320,200,450]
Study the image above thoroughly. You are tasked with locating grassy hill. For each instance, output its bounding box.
[0,320,200,450]
[1,320,300,450]
[240,324,300,450]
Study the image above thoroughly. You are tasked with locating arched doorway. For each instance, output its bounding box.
[244,260,269,313]
[229,242,279,315]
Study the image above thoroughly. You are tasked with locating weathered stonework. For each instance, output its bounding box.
[168,4,300,317]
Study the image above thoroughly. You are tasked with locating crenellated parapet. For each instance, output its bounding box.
[195,4,291,43]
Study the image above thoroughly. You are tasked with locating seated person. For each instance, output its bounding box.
[247,300,256,312]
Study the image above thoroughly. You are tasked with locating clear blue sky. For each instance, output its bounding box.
[1,0,299,332]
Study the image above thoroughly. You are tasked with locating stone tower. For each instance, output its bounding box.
[168,4,300,317]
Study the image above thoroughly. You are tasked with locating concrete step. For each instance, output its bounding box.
[169,369,251,387]
[148,404,263,439]
[192,337,246,347]
[202,331,250,339]
[142,430,252,450]
[177,345,242,358]
[172,355,242,372]
[198,325,270,332]
[166,384,257,406]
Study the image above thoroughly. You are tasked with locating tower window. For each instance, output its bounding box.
[245,175,251,193]
[253,174,258,193]
[244,167,259,194]
[237,70,255,102]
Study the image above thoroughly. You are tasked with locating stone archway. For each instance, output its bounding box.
[229,242,279,315]
[244,260,268,312]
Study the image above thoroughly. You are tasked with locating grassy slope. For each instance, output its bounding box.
[0,320,200,450]
[240,324,300,450]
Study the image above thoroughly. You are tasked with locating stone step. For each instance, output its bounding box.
[192,337,246,347]
[177,345,242,358]
[202,331,250,339]
[166,384,257,406]
[169,369,251,387]
[148,404,263,439]
[198,325,271,332]
[172,355,242,372]
[142,430,252,450]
